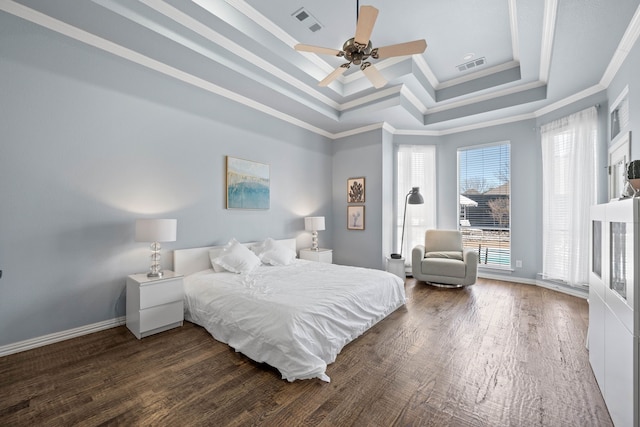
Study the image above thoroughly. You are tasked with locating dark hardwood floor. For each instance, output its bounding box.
[0,278,612,426]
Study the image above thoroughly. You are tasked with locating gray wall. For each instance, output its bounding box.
[332,130,386,269]
[0,14,332,347]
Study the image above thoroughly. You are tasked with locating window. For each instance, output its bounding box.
[541,106,598,286]
[457,143,511,268]
[396,145,436,262]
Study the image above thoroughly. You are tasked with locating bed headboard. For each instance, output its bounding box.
[173,238,297,276]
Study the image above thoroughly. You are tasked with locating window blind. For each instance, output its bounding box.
[458,143,511,268]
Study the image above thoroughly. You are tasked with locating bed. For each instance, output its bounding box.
[173,238,406,382]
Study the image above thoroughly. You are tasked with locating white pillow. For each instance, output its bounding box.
[253,238,296,266]
[208,247,227,272]
[211,238,261,274]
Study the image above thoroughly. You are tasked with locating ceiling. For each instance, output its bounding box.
[4,0,640,138]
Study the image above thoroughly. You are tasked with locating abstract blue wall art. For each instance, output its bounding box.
[226,156,270,209]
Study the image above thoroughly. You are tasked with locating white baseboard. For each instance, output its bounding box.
[478,272,588,299]
[0,316,126,357]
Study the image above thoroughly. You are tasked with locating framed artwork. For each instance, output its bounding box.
[226,156,270,209]
[347,177,365,203]
[347,205,365,230]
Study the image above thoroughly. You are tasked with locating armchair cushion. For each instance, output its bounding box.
[424,251,463,260]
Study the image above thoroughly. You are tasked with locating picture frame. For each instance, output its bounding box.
[347,205,365,230]
[347,177,365,203]
[226,156,270,209]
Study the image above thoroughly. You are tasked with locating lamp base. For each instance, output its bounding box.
[147,271,164,278]
[390,253,402,259]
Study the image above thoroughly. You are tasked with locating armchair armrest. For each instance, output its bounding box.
[463,247,478,271]
[412,245,425,269]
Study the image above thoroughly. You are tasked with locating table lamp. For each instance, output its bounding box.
[135,218,177,278]
[304,216,325,251]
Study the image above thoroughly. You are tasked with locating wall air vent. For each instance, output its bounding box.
[291,7,323,33]
[456,57,486,72]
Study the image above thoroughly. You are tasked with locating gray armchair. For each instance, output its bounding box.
[411,229,478,287]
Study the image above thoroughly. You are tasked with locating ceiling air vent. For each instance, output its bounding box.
[291,7,323,33]
[456,57,486,72]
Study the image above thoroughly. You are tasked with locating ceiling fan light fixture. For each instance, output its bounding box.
[294,4,427,89]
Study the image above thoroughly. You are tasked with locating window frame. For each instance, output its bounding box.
[457,141,511,270]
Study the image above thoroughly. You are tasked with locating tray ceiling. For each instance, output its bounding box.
[3,0,640,138]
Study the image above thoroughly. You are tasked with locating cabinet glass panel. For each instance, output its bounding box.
[610,221,633,300]
[592,220,602,278]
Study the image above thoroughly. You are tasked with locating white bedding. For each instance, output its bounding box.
[183,259,406,382]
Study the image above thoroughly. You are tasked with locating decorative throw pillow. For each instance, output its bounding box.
[211,238,261,273]
[425,251,463,260]
[253,238,296,266]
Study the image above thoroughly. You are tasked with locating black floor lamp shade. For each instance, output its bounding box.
[391,187,424,259]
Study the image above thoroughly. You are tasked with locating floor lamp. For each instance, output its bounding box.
[391,187,424,259]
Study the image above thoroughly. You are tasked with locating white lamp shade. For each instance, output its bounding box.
[304,216,325,231]
[135,219,177,242]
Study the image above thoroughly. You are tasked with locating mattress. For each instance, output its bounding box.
[183,259,406,382]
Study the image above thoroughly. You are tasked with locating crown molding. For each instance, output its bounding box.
[539,0,558,83]
[427,80,545,114]
[436,61,521,90]
[142,0,339,109]
[533,84,605,117]
[600,4,640,87]
[509,0,520,62]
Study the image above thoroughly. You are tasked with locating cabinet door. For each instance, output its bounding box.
[604,308,634,427]
[588,292,605,392]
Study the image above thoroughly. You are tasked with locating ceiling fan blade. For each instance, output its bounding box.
[318,65,349,87]
[295,44,343,56]
[361,63,387,89]
[354,6,378,46]
[374,39,427,59]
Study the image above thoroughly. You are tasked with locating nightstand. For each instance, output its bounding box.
[299,248,333,263]
[386,257,406,279]
[126,271,184,339]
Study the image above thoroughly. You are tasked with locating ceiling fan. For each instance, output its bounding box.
[294,3,427,89]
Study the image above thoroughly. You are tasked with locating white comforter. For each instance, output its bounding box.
[183,259,406,382]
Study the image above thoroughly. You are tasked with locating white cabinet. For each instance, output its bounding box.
[589,199,639,427]
[299,248,332,263]
[126,271,184,339]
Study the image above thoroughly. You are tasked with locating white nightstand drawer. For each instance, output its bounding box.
[139,300,183,333]
[139,279,183,309]
[299,248,332,263]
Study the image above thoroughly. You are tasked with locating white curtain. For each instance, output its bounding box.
[541,107,598,286]
[397,145,436,263]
